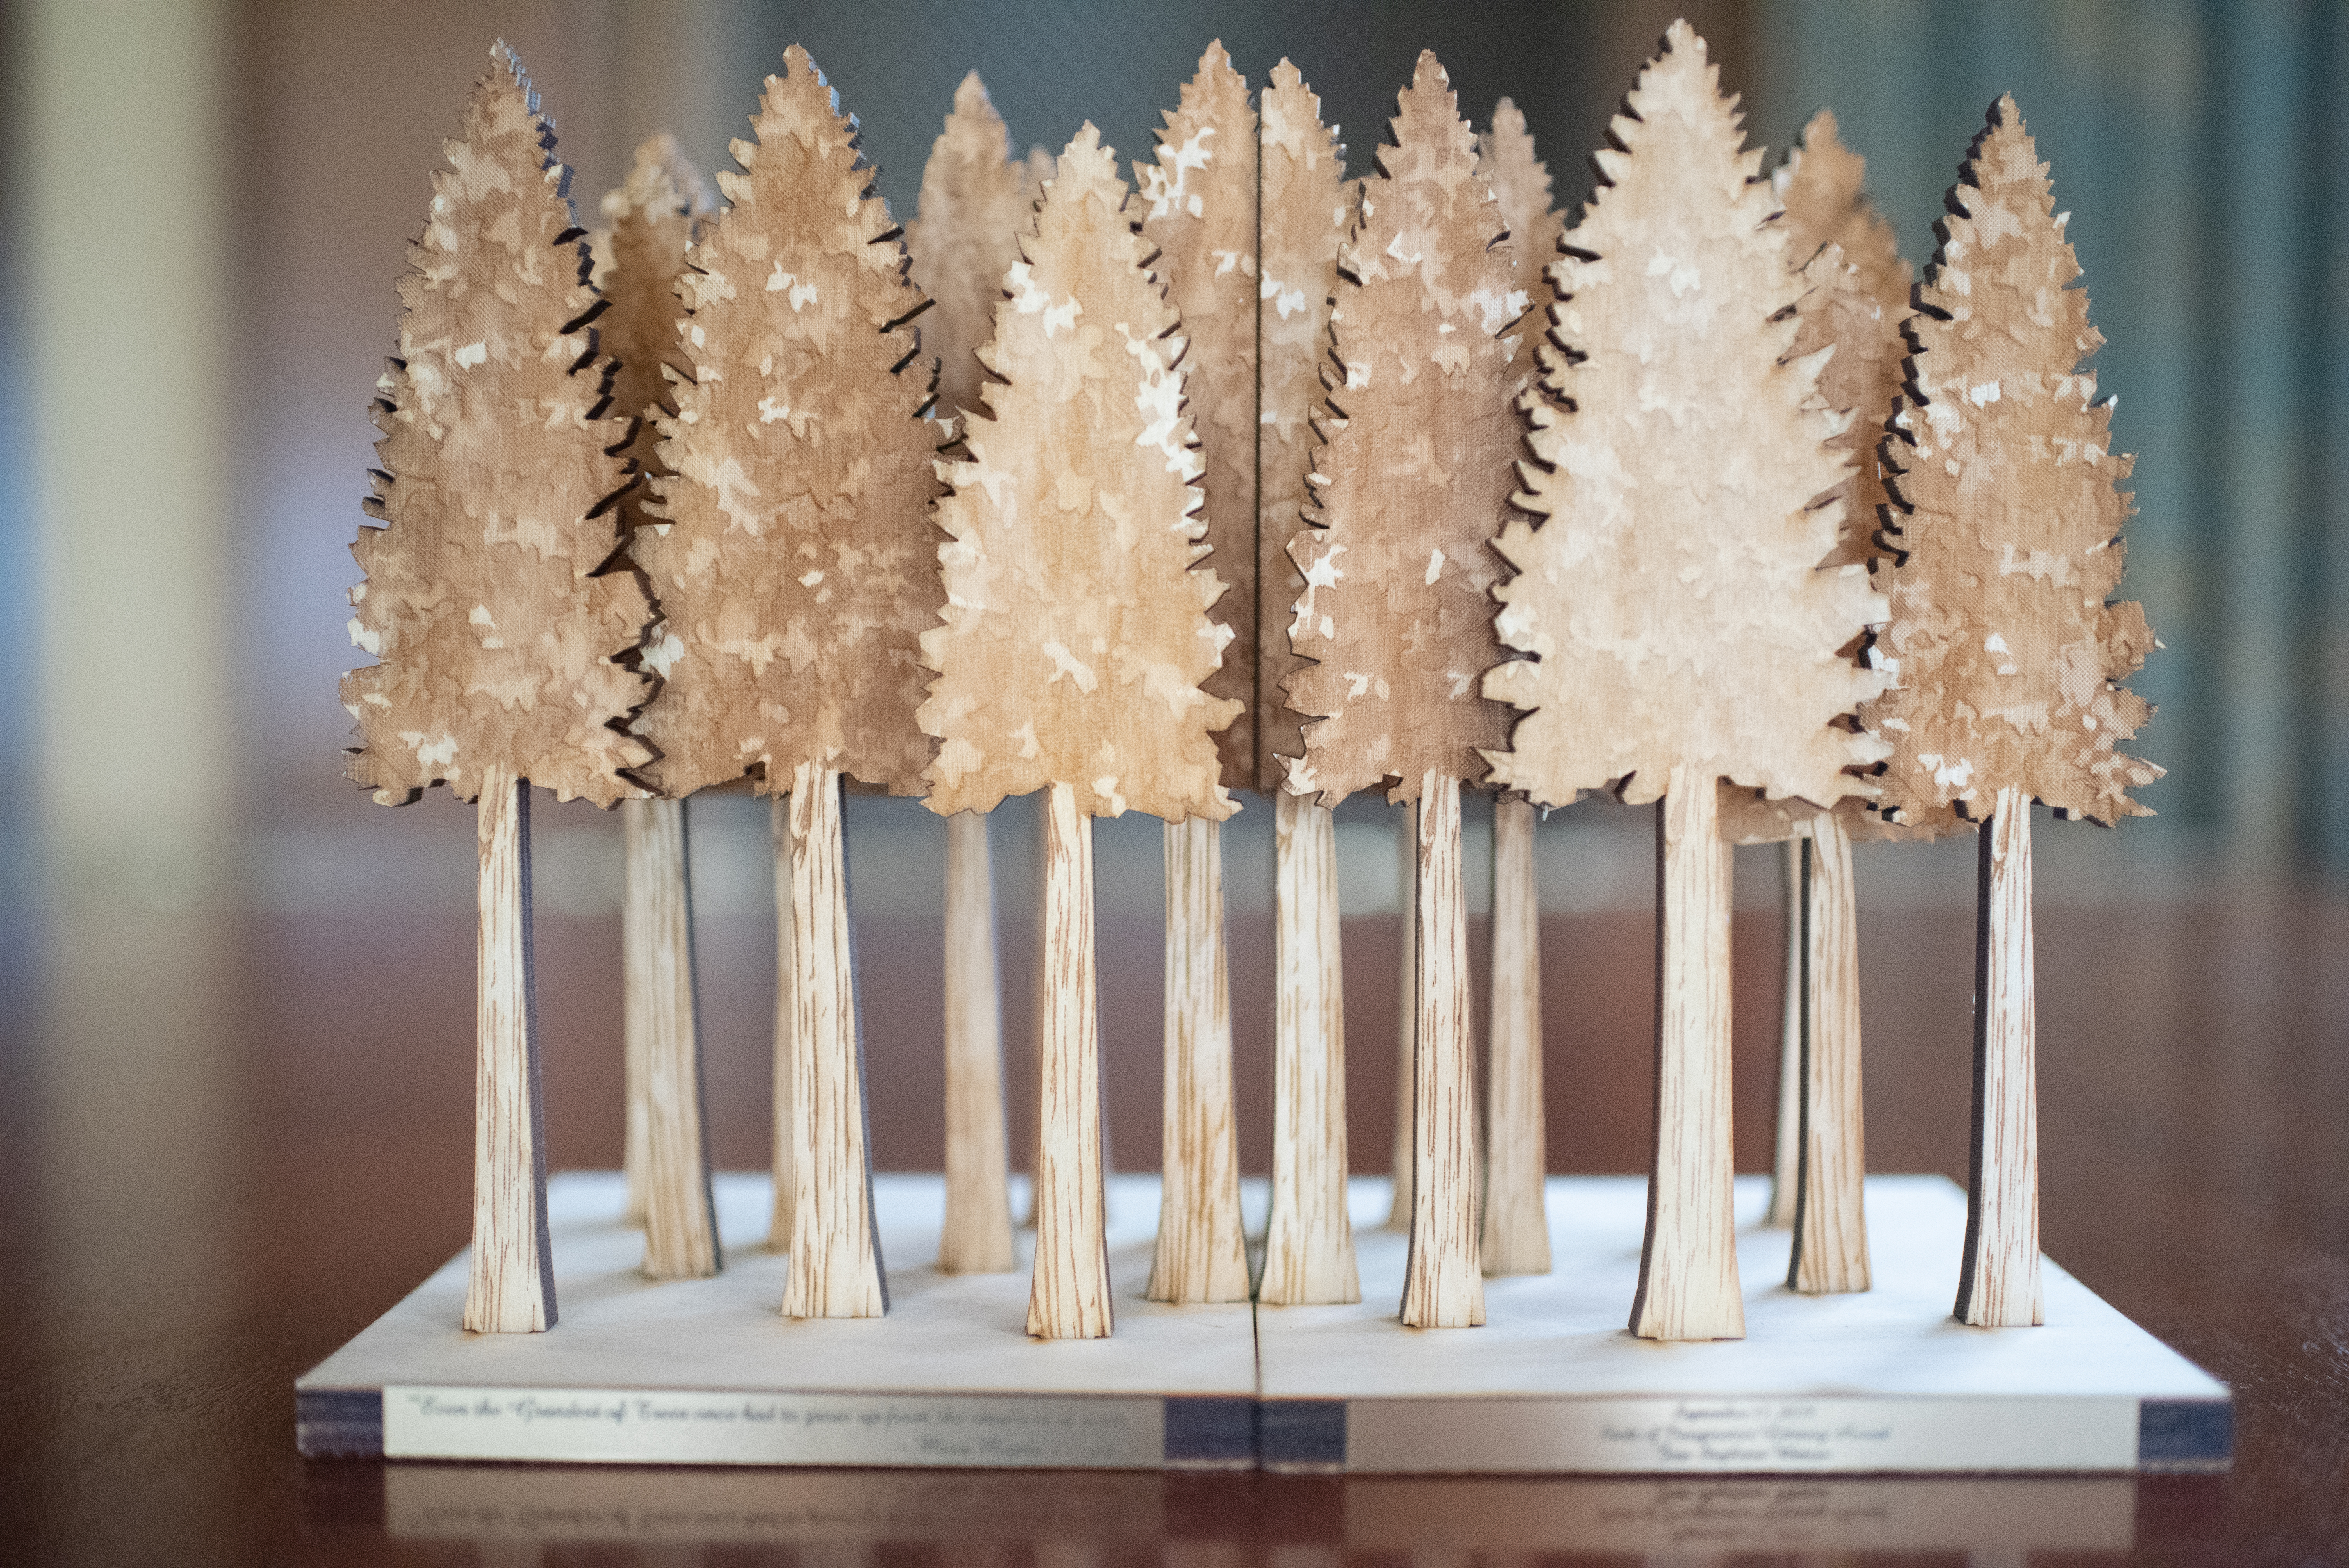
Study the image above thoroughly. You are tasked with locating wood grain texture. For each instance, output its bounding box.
[1481,796,1549,1275]
[1959,784,2044,1326]
[1283,50,1523,809]
[767,796,795,1251]
[939,809,1014,1273]
[1029,782,1111,1338]
[342,44,651,811]
[1483,23,1886,813]
[1258,793,1359,1304]
[1775,109,1911,325]
[1400,774,1484,1327]
[1865,95,2159,829]
[635,45,944,802]
[1479,96,1564,397]
[1255,62,1351,788]
[1790,808,1870,1294]
[465,769,553,1333]
[1148,816,1249,1303]
[1630,766,1743,1341]
[1386,803,1416,1229]
[1137,44,1258,789]
[905,71,1028,428]
[624,796,719,1279]
[919,125,1238,825]
[594,133,710,547]
[1766,837,1802,1228]
[620,796,652,1222]
[779,766,886,1318]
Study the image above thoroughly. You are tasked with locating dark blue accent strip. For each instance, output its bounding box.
[297,1388,385,1458]
[2139,1399,2232,1468]
[1162,1395,1256,1466]
[1259,1399,1346,1470]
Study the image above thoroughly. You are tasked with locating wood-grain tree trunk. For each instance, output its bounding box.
[941,809,1014,1272]
[1482,797,1549,1274]
[1631,766,1744,1340]
[1767,837,1803,1227]
[768,796,795,1251]
[1401,773,1485,1328]
[1029,781,1112,1338]
[1260,793,1359,1303]
[1958,784,2042,1326]
[779,766,886,1317]
[466,768,554,1333]
[1788,810,1870,1294]
[626,796,720,1278]
[621,798,652,1225]
[1387,806,1417,1229]
[1150,817,1249,1302]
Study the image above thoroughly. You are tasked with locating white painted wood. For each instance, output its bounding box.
[767,796,795,1251]
[1631,766,1744,1340]
[1260,794,1359,1304]
[1959,785,2042,1326]
[1482,797,1550,1276]
[465,768,553,1333]
[1791,808,1870,1294]
[1401,773,1485,1329]
[627,796,720,1279]
[1030,782,1112,1338]
[1386,804,1417,1230]
[620,796,653,1226]
[780,766,886,1318]
[1149,816,1249,1302]
[1767,837,1803,1228]
[940,809,1015,1274]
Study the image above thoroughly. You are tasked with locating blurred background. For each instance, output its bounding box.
[10,2,2349,1559]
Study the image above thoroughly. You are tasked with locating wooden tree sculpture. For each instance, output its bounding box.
[1866,94,2158,1327]
[1285,51,1527,1330]
[595,132,721,1280]
[1133,41,1254,1307]
[1482,22,1888,1341]
[342,42,651,1333]
[904,69,1028,1276]
[1473,94,1567,1279]
[920,125,1237,1340]
[1255,59,1360,1307]
[635,45,944,1319]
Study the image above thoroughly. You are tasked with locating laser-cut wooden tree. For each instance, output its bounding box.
[904,69,1028,1276]
[1473,94,1565,1279]
[635,45,944,1320]
[594,132,721,1281]
[342,42,651,1335]
[1255,58,1361,1308]
[1134,41,1254,1308]
[1482,23,1887,1341]
[920,125,1237,1340]
[1865,94,2158,1327]
[1285,50,1527,1330]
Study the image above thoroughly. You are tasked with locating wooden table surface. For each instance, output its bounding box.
[3,886,2343,1564]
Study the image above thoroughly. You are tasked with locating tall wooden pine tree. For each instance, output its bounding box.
[1866,95,2158,1326]
[342,42,651,1333]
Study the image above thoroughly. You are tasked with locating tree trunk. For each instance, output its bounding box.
[1957,784,2042,1326]
[1481,797,1549,1275]
[1789,809,1870,1294]
[1631,765,1743,1340]
[766,795,796,1251]
[1386,802,1417,1229]
[940,809,1015,1273]
[627,796,720,1279]
[779,764,886,1318]
[1400,772,1484,1328]
[620,796,652,1226]
[465,768,554,1333]
[1029,781,1112,1338]
[1766,837,1802,1228]
[1150,816,1249,1302]
[1260,793,1359,1304]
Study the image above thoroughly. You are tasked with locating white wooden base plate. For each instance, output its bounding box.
[1257,1175,2228,1475]
[298,1172,1256,1469]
